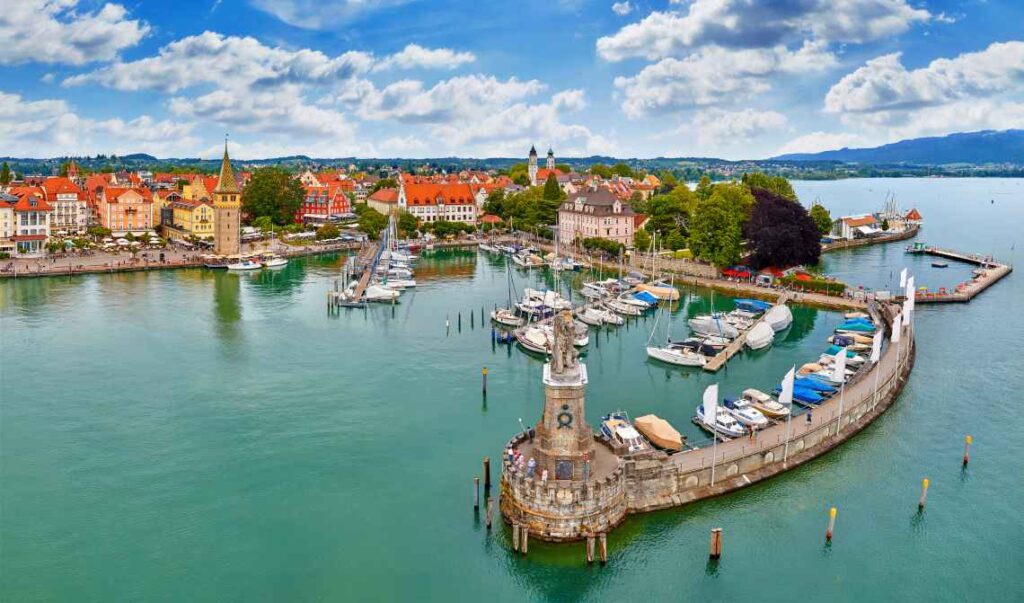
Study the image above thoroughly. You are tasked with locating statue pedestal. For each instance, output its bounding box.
[535,364,592,482]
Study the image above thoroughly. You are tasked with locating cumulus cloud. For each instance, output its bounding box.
[0,92,197,156]
[374,44,476,71]
[0,0,149,65]
[250,0,412,29]
[689,108,788,146]
[825,42,1024,115]
[597,0,930,62]
[611,1,632,16]
[345,75,545,123]
[774,131,868,156]
[614,41,835,117]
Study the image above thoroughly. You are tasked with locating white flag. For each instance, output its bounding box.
[902,297,912,325]
[899,268,907,289]
[892,314,902,343]
[779,366,795,407]
[907,276,916,319]
[703,384,719,427]
[870,330,883,363]
[832,345,848,383]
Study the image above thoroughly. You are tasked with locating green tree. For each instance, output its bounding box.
[542,172,562,201]
[742,172,797,201]
[809,203,833,235]
[369,178,397,194]
[708,182,755,220]
[0,161,10,185]
[611,162,635,178]
[656,170,678,192]
[315,223,341,240]
[633,227,651,251]
[482,188,508,218]
[695,175,713,201]
[628,191,647,214]
[555,163,572,173]
[397,210,419,237]
[589,163,613,179]
[881,218,890,231]
[253,215,274,233]
[354,205,388,239]
[242,167,305,226]
[688,194,743,267]
[87,226,112,239]
[665,231,687,251]
[512,173,531,187]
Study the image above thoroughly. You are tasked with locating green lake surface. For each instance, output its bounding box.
[1,178,1022,601]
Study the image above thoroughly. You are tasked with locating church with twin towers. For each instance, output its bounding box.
[528,145,558,186]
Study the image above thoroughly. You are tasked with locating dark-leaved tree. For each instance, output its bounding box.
[746,188,822,269]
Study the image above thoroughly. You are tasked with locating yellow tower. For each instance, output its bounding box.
[213,141,241,256]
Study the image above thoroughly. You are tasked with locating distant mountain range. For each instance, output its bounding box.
[773,130,1024,164]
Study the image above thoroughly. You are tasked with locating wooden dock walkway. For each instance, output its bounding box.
[702,295,787,372]
[350,241,382,301]
[909,245,1013,303]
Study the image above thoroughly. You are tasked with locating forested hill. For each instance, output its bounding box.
[773,130,1024,164]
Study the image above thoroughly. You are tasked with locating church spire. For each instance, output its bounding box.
[214,136,239,194]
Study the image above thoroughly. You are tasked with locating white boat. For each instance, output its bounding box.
[364,284,400,302]
[606,299,643,316]
[491,307,524,327]
[742,389,790,419]
[646,345,706,367]
[227,258,261,271]
[478,243,499,253]
[617,293,653,308]
[723,396,769,429]
[689,315,739,339]
[515,326,550,354]
[383,278,417,289]
[764,304,793,332]
[260,254,288,268]
[744,321,775,350]
[597,307,624,325]
[635,281,680,301]
[696,404,747,438]
[577,307,606,326]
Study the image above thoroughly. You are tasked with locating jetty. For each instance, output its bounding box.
[906,244,1013,303]
[821,223,919,253]
[702,298,785,373]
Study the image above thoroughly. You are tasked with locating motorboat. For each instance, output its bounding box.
[364,283,400,302]
[383,278,417,289]
[596,307,624,325]
[635,281,680,301]
[646,344,707,367]
[581,281,611,299]
[932,261,949,268]
[797,362,824,375]
[386,267,414,279]
[491,307,524,327]
[744,321,775,350]
[634,414,684,451]
[515,326,550,354]
[742,389,790,419]
[794,377,837,393]
[696,404,747,438]
[512,252,544,268]
[577,307,606,326]
[764,304,793,332]
[203,255,228,269]
[606,299,643,316]
[778,386,824,405]
[844,311,869,320]
[600,411,649,454]
[478,243,499,253]
[260,254,288,268]
[723,396,770,429]
[227,257,261,271]
[688,315,739,339]
[735,298,771,314]
[823,346,866,363]
[631,290,659,306]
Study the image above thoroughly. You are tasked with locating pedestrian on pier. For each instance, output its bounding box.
[541,469,549,485]
[527,458,536,478]
[806,410,813,425]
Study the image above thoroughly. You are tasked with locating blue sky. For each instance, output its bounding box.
[1,0,1022,160]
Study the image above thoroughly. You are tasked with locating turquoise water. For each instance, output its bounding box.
[1,179,1022,601]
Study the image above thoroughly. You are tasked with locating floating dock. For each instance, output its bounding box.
[702,295,787,372]
[908,245,1012,303]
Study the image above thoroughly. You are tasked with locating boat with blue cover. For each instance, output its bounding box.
[794,377,837,392]
[734,298,771,313]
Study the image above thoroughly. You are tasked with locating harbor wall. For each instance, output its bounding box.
[821,224,919,253]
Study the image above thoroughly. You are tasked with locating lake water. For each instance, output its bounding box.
[1,178,1022,601]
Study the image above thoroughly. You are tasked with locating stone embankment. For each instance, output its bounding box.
[821,224,920,253]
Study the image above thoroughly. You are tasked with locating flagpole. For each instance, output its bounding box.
[781,366,795,464]
[710,428,717,487]
[836,383,845,437]
[871,352,881,411]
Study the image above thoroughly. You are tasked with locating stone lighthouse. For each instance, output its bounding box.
[533,310,593,481]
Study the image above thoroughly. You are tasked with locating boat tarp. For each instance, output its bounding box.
[735,298,771,312]
[634,414,683,451]
[633,290,659,304]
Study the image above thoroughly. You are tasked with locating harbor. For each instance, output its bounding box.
[905,243,1013,303]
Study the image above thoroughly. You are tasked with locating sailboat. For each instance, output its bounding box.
[491,259,524,327]
[688,291,739,339]
[646,280,706,367]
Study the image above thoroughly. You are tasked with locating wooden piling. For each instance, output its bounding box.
[458,312,462,330]
[826,507,837,541]
[598,533,607,565]
[482,366,488,394]
[919,478,930,510]
[963,435,972,466]
[486,498,493,530]
[484,457,491,492]
[512,522,520,551]
[520,526,529,555]
[586,535,595,564]
[708,527,723,559]
[474,477,480,510]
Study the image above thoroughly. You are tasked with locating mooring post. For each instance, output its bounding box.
[598,533,608,565]
[826,507,837,541]
[474,477,480,510]
[486,498,493,530]
[709,528,723,559]
[520,526,529,556]
[482,366,488,395]
[919,478,930,510]
[484,457,491,492]
[963,435,972,466]
[586,535,595,564]
[458,312,462,330]
[471,310,474,329]
[512,522,520,551]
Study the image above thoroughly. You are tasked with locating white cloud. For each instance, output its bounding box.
[611,1,632,17]
[690,108,787,146]
[614,41,835,117]
[346,75,545,123]
[825,42,1024,115]
[251,0,412,29]
[0,92,197,157]
[596,0,930,62]
[374,44,476,71]
[64,31,374,92]
[0,0,149,65]
[774,131,868,156]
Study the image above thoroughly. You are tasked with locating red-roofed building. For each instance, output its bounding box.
[367,188,398,215]
[399,175,478,224]
[905,208,923,223]
[0,193,17,255]
[40,177,87,234]
[98,187,154,235]
[12,194,52,254]
[479,214,502,225]
[297,183,352,223]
